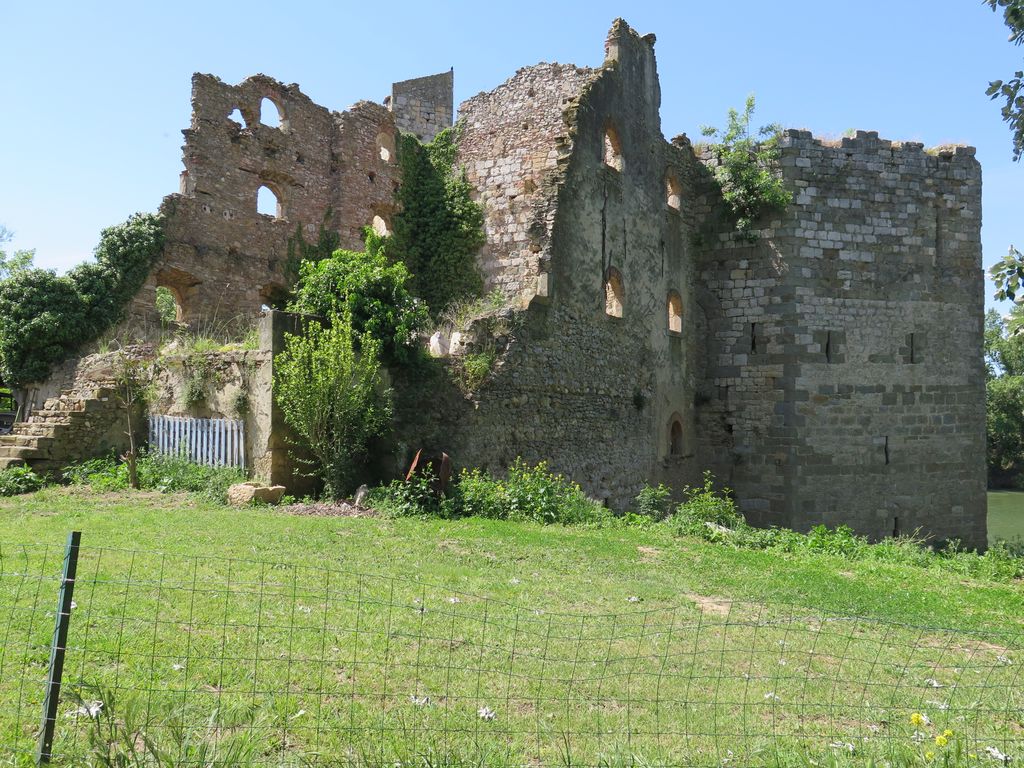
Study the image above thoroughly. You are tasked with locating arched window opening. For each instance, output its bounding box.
[260,97,284,129]
[227,108,246,128]
[257,185,283,219]
[666,172,682,210]
[669,417,684,457]
[604,267,624,318]
[377,131,396,163]
[371,214,390,236]
[603,124,623,171]
[667,290,683,333]
[155,285,182,324]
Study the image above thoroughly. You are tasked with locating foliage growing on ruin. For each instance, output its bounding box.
[0,225,34,279]
[274,312,392,499]
[389,127,485,315]
[155,286,178,325]
[453,347,497,394]
[0,213,164,385]
[700,95,792,240]
[989,245,1024,317]
[985,0,1024,160]
[288,231,427,365]
[284,209,340,288]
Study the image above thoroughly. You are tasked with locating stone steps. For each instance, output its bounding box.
[0,384,124,477]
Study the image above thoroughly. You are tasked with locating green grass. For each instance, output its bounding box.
[1,488,1022,767]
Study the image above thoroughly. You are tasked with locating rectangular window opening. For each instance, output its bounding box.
[909,332,915,364]
[892,516,900,538]
[825,331,833,363]
[883,436,890,466]
[750,322,758,354]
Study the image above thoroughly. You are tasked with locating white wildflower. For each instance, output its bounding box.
[509,578,521,585]
[764,692,781,702]
[924,678,944,688]
[925,699,949,711]
[171,663,185,671]
[984,746,1011,763]
[69,700,103,718]
[448,597,461,604]
[410,695,431,707]
[830,742,855,753]
[69,601,77,610]
[626,596,642,603]
[477,706,496,721]
[912,731,928,744]
[289,709,305,720]
[997,655,1012,666]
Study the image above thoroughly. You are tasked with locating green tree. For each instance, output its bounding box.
[700,95,792,239]
[0,225,35,279]
[274,313,392,499]
[288,231,427,365]
[984,308,1024,485]
[0,213,163,385]
[985,0,1024,161]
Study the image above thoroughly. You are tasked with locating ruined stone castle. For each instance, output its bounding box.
[15,20,987,547]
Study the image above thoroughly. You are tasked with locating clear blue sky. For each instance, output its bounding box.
[2,0,1021,309]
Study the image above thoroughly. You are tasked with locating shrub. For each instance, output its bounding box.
[288,232,427,365]
[274,313,392,499]
[371,459,610,526]
[700,95,791,240]
[64,452,244,503]
[670,471,745,537]
[633,483,673,521]
[0,465,46,496]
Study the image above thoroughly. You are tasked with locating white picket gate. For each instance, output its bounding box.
[148,415,246,469]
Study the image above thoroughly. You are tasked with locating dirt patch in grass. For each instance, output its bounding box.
[685,592,733,617]
[279,501,378,518]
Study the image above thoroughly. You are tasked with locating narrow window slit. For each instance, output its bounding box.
[883,436,890,465]
[825,331,832,363]
[750,323,758,354]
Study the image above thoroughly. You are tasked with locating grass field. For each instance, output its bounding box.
[1,487,1022,767]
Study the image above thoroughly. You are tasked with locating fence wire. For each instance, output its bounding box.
[1,540,1021,767]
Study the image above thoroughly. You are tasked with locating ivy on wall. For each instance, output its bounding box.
[0,213,165,385]
[388,127,486,315]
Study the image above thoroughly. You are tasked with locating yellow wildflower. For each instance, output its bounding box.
[925,751,935,761]
[911,712,926,726]
[935,735,949,747]
[943,729,954,738]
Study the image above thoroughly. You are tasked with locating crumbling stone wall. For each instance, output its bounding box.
[389,71,454,143]
[121,74,410,334]
[457,63,596,303]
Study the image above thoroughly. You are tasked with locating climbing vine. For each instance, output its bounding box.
[700,95,792,241]
[388,126,485,315]
[0,213,165,385]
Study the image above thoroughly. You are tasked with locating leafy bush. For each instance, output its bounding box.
[64,452,244,503]
[670,471,745,537]
[0,213,164,385]
[288,232,427,365]
[632,483,673,521]
[371,459,610,526]
[389,128,486,315]
[700,95,791,240]
[274,313,392,499]
[0,465,46,496]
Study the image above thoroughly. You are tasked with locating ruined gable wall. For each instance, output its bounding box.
[698,131,986,548]
[456,63,596,304]
[390,71,454,143]
[405,21,707,508]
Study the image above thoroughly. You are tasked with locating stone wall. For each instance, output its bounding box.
[121,74,404,335]
[695,131,986,548]
[390,71,454,143]
[457,63,596,303]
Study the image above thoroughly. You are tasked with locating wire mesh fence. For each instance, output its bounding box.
[1,536,1022,767]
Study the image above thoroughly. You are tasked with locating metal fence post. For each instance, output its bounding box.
[35,531,81,765]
